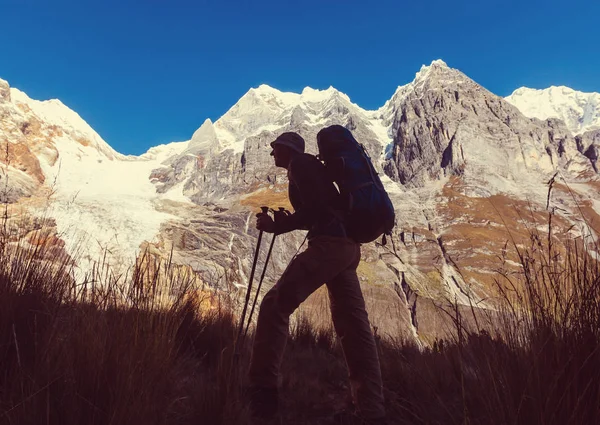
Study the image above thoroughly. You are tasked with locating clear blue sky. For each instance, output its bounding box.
[1,0,598,155]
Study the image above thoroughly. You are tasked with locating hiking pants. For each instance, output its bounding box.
[248,235,385,419]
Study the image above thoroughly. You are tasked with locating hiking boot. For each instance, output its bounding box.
[247,386,281,424]
[332,408,387,425]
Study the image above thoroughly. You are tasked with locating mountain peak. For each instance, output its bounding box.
[425,59,449,70]
[506,85,600,135]
[249,84,347,104]
[549,85,576,93]
[381,59,457,114]
[252,84,284,96]
[301,85,336,94]
[240,84,301,110]
[189,118,218,154]
[300,86,348,103]
[414,59,450,80]
[510,86,578,97]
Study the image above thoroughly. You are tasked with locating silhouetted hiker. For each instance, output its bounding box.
[248,129,387,424]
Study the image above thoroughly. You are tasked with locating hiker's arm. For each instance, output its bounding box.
[274,158,324,234]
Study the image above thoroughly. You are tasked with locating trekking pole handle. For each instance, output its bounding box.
[272,206,291,218]
[259,206,270,217]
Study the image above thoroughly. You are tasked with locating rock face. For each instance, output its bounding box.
[0,78,11,102]
[1,61,599,344]
[381,61,588,191]
[577,129,600,172]
[0,79,55,202]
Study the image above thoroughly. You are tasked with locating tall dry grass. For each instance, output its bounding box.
[0,211,251,425]
[377,226,600,425]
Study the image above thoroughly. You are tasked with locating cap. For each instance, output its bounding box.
[270,132,305,154]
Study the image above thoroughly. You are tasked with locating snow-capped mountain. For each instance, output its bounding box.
[209,84,384,155]
[506,86,600,135]
[0,77,186,273]
[9,86,124,161]
[1,61,599,342]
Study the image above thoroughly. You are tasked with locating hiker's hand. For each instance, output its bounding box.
[273,208,291,223]
[256,213,276,233]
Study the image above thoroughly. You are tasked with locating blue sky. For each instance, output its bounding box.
[1,0,598,155]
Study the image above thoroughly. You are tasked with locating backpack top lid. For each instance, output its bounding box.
[316,124,381,191]
[316,125,360,159]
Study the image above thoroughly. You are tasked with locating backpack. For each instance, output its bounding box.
[316,125,395,243]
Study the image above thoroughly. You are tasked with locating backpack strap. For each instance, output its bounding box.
[357,144,385,192]
[348,181,374,192]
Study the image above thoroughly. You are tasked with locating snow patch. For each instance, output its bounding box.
[42,136,182,275]
[368,118,393,158]
[139,140,188,163]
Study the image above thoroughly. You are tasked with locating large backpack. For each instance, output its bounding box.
[316,125,395,243]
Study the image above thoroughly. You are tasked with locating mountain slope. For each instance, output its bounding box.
[1,63,599,342]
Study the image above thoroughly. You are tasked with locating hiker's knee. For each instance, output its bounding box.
[259,288,278,314]
[260,285,298,318]
[331,304,371,336]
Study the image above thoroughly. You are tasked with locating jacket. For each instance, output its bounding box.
[274,153,347,239]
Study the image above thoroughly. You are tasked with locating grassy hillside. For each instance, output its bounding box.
[1,211,599,424]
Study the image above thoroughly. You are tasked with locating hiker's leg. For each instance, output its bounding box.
[327,245,385,419]
[249,236,357,389]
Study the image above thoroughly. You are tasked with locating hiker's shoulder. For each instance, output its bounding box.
[289,154,325,183]
[290,153,322,169]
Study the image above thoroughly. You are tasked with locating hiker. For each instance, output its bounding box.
[248,128,388,424]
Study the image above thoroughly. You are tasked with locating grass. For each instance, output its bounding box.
[239,185,292,211]
[0,205,599,425]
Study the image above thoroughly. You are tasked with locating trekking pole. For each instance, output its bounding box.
[242,207,289,338]
[235,206,269,351]
[243,232,276,340]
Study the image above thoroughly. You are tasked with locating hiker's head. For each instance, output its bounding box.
[270,132,304,168]
[316,125,357,161]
